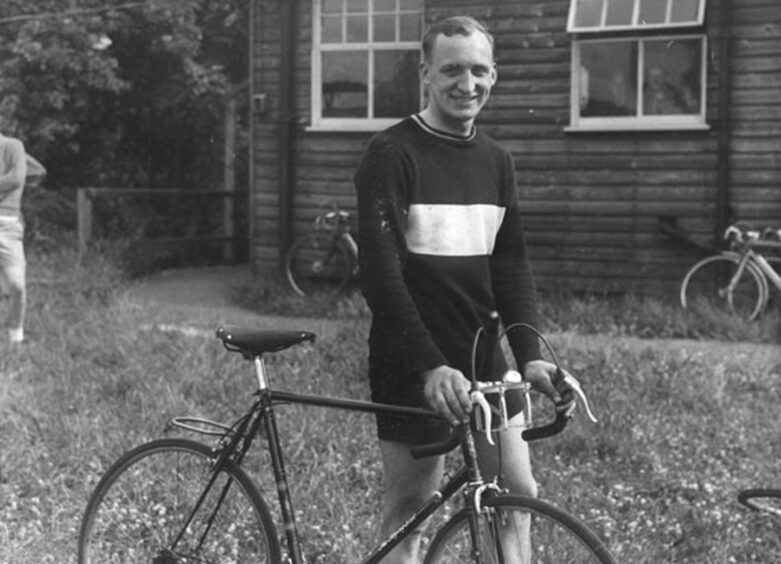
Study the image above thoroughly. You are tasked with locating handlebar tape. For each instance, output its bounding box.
[521,406,571,441]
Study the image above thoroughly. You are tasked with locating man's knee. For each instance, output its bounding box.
[1,265,25,294]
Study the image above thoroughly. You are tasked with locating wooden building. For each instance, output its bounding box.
[248,0,780,293]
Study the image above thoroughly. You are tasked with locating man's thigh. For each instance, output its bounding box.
[379,440,444,504]
[473,413,536,497]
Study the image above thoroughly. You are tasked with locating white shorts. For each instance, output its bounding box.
[0,216,26,288]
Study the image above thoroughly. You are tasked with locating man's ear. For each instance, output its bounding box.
[419,59,430,85]
[490,63,498,86]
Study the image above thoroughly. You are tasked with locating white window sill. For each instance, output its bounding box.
[306,117,405,133]
[566,119,710,132]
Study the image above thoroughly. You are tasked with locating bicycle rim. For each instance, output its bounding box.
[78,438,280,564]
[423,495,616,564]
[285,234,352,297]
[680,253,766,320]
[738,489,781,518]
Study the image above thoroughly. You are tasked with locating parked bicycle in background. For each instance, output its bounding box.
[680,223,781,320]
[285,206,358,297]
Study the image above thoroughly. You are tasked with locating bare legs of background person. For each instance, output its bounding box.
[0,263,26,343]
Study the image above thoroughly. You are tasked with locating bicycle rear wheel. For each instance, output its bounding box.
[424,494,616,564]
[738,488,781,518]
[78,438,280,564]
[285,233,352,297]
[680,252,767,320]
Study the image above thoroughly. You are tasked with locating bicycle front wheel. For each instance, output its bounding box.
[285,233,352,297]
[424,494,616,564]
[78,438,280,564]
[738,488,781,517]
[680,252,767,320]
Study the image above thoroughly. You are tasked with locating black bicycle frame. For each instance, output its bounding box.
[257,388,480,564]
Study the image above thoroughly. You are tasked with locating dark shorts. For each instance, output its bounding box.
[372,374,528,446]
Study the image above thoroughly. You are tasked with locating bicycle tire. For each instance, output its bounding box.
[78,438,281,564]
[738,488,781,518]
[423,494,616,564]
[285,233,352,297]
[680,252,767,320]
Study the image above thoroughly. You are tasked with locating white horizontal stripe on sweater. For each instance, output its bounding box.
[406,204,506,256]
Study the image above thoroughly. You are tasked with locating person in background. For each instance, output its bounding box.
[355,16,571,563]
[0,133,39,344]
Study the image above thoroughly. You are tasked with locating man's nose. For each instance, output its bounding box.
[456,72,476,92]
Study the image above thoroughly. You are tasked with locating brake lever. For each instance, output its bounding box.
[560,373,598,423]
[471,391,495,445]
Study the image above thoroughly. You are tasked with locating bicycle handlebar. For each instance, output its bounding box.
[410,369,597,459]
[725,224,781,248]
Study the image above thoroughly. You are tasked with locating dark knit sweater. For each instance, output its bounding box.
[355,115,541,404]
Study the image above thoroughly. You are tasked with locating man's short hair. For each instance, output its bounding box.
[421,16,495,62]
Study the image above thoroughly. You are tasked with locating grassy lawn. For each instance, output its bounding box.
[1,247,779,563]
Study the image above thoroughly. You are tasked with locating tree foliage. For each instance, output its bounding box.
[0,0,248,189]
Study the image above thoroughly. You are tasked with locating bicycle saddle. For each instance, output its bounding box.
[216,325,316,357]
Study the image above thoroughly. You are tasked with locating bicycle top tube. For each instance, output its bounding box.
[215,324,589,452]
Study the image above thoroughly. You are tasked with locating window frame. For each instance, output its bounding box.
[309,0,424,132]
[567,0,706,34]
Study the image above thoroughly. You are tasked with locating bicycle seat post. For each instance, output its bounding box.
[254,356,270,390]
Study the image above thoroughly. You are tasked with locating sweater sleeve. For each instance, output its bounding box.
[355,135,448,375]
[489,154,542,370]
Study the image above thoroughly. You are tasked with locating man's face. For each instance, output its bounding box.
[420,31,497,133]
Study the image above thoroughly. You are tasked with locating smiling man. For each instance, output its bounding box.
[355,16,565,563]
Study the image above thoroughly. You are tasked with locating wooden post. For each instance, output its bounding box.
[77,188,93,257]
[223,99,237,262]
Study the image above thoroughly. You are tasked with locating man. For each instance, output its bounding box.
[355,16,569,563]
[0,133,32,344]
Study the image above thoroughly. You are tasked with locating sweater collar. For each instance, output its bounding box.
[411,114,477,143]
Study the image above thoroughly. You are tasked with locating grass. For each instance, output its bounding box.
[1,244,779,563]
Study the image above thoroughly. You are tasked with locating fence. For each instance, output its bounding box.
[76,188,242,262]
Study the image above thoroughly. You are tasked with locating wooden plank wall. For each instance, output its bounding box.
[250,0,780,293]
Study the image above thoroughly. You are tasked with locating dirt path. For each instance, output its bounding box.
[123,264,779,371]
[123,264,350,340]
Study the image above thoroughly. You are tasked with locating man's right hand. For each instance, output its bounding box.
[421,365,473,426]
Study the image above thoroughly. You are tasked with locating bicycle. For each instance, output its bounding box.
[738,488,781,519]
[285,207,358,297]
[78,319,617,563]
[680,223,781,320]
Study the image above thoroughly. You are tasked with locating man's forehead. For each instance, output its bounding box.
[429,32,494,63]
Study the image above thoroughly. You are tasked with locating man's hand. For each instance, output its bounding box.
[523,359,576,413]
[422,365,473,426]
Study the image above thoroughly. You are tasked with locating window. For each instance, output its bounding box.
[311,0,423,131]
[567,0,708,131]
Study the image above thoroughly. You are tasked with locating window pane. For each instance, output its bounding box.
[639,0,666,24]
[643,39,701,115]
[322,0,342,14]
[574,0,604,28]
[321,15,342,43]
[605,0,634,27]
[374,14,395,42]
[347,0,368,12]
[399,13,421,41]
[374,0,396,11]
[374,50,420,118]
[580,41,638,117]
[671,0,700,22]
[346,14,368,42]
[322,51,368,118]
